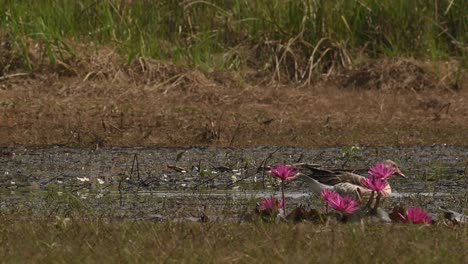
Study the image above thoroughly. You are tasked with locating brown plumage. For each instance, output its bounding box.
[295,160,405,200]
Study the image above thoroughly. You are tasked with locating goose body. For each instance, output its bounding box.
[297,169,391,199]
[296,160,405,200]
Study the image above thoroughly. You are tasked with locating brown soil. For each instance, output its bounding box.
[0,47,467,147]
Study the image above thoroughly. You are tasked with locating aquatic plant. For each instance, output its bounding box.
[360,176,388,211]
[321,190,359,214]
[368,163,395,179]
[259,195,283,216]
[361,162,397,212]
[268,165,298,181]
[360,176,389,196]
[399,207,433,224]
[339,145,362,167]
[268,164,298,215]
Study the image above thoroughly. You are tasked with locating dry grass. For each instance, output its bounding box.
[1,1,467,148]
[0,216,466,263]
[1,21,467,147]
[0,57,467,147]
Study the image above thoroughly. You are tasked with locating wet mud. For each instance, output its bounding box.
[0,145,466,221]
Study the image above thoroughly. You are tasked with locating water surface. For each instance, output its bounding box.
[1,145,466,220]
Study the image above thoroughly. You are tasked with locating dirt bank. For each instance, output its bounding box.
[0,54,467,147]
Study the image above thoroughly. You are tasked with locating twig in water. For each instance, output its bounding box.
[130,153,140,181]
[259,147,282,188]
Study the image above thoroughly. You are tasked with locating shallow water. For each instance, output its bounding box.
[0,145,466,220]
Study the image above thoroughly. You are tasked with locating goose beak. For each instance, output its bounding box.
[395,169,406,178]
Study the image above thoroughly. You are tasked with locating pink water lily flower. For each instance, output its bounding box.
[321,189,341,208]
[360,176,389,196]
[321,189,359,214]
[321,189,338,202]
[268,164,298,181]
[399,207,433,224]
[268,164,298,215]
[368,162,394,179]
[259,195,283,213]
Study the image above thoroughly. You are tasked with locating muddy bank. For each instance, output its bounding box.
[0,145,466,220]
[1,56,467,147]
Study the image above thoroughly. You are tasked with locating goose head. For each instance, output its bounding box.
[384,160,406,178]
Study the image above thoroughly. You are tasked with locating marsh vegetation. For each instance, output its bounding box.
[1,1,467,262]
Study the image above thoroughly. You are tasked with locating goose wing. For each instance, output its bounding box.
[304,167,364,186]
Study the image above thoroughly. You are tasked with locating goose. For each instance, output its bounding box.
[295,160,406,201]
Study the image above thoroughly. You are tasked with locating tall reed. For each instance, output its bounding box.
[0,0,466,76]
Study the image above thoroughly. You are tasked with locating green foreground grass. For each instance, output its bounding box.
[1,0,466,77]
[1,217,467,263]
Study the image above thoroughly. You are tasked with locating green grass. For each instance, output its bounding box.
[0,0,466,78]
[0,215,466,263]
